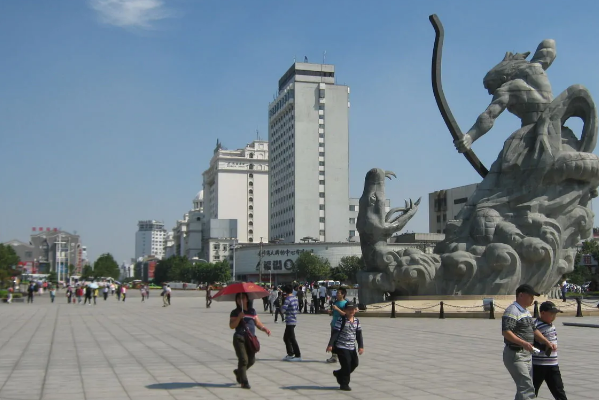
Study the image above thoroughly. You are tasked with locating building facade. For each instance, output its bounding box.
[135,220,166,259]
[428,183,479,234]
[202,140,269,244]
[268,62,350,243]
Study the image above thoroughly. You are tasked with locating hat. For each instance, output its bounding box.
[344,301,358,308]
[539,301,563,313]
[516,284,540,296]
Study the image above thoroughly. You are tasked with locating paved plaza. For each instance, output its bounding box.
[0,291,597,400]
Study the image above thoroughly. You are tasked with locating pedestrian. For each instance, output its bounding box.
[38,282,44,296]
[297,286,305,313]
[27,282,35,303]
[162,285,170,307]
[166,285,171,305]
[76,286,83,304]
[110,283,115,296]
[560,278,567,302]
[281,285,301,361]
[121,285,127,302]
[206,286,213,308]
[274,291,284,323]
[312,284,320,313]
[268,287,277,315]
[93,287,98,305]
[116,285,122,301]
[229,292,271,389]
[532,301,568,399]
[145,285,150,298]
[49,286,56,303]
[140,286,146,302]
[6,287,13,304]
[502,284,556,400]
[327,288,348,363]
[84,285,92,305]
[326,301,364,391]
[66,286,73,303]
[262,290,270,312]
[103,284,109,300]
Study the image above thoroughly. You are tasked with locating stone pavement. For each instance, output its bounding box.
[0,291,597,400]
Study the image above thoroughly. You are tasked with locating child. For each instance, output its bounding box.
[7,287,13,304]
[274,292,285,323]
[309,299,315,314]
[532,301,567,400]
[327,301,364,391]
[326,288,348,363]
[281,285,301,361]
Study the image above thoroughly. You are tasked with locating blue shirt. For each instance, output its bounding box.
[230,308,257,337]
[282,295,299,325]
[331,299,348,327]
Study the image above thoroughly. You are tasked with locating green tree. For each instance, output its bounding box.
[337,256,364,284]
[81,264,93,280]
[153,256,194,284]
[194,260,231,284]
[0,244,20,287]
[330,267,348,283]
[68,264,75,277]
[47,271,57,284]
[92,253,120,280]
[294,252,331,282]
[570,240,597,285]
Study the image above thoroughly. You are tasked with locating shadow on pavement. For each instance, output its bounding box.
[258,358,326,363]
[146,382,236,390]
[282,385,339,391]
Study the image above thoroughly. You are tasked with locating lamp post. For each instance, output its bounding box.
[258,237,263,283]
[232,238,237,282]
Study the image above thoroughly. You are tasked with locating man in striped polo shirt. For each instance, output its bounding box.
[502,284,556,400]
[281,285,301,361]
[533,301,567,399]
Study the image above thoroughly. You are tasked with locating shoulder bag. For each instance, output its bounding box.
[241,317,260,353]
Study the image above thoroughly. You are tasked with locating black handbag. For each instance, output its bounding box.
[241,319,260,353]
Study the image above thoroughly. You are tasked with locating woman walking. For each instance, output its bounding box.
[206,286,213,308]
[229,293,270,389]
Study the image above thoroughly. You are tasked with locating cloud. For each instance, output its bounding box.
[89,0,173,29]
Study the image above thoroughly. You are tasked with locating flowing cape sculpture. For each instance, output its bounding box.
[357,15,599,304]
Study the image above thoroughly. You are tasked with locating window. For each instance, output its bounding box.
[349,218,355,224]
[319,152,325,156]
[454,197,468,205]
[213,245,218,250]
[214,255,220,260]
[437,215,441,223]
[249,213,253,218]
[249,189,253,194]
[249,164,254,170]
[349,205,356,211]
[319,192,325,198]
[349,230,355,237]
[319,204,325,210]
[249,173,253,178]
[249,238,253,242]
[319,217,325,223]
[319,161,325,166]
[249,197,253,202]
[222,245,228,251]
[319,230,325,235]
[319,180,325,185]
[443,214,447,222]
[319,171,324,176]
[249,229,253,234]
[249,153,254,158]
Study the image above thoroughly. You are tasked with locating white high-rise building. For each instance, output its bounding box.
[135,220,166,259]
[268,62,350,243]
[428,183,479,234]
[202,140,269,243]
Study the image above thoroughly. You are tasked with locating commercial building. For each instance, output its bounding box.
[268,62,350,243]
[135,220,166,259]
[202,139,269,244]
[429,183,479,234]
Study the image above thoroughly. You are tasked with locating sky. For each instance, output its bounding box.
[2,0,599,264]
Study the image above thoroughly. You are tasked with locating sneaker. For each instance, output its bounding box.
[233,369,241,384]
[282,355,295,361]
[241,382,251,389]
[340,385,351,391]
[274,321,278,324]
[288,357,302,362]
[326,356,337,363]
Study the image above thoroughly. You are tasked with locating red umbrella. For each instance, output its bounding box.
[212,282,270,301]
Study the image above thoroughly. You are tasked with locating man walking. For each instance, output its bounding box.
[560,278,567,302]
[502,284,556,400]
[27,282,35,303]
[313,284,320,314]
[327,288,348,363]
[318,284,327,311]
[281,285,301,361]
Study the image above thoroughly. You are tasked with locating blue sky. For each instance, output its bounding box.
[2,0,599,264]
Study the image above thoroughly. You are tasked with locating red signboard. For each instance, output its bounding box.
[148,261,157,279]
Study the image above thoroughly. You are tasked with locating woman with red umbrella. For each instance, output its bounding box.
[229,292,271,389]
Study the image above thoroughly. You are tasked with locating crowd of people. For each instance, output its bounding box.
[228,283,364,391]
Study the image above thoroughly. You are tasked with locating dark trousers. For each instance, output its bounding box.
[103,292,108,300]
[274,307,284,322]
[533,364,567,400]
[283,325,301,357]
[263,297,269,311]
[320,296,326,309]
[233,335,255,384]
[335,348,359,386]
[84,295,92,304]
[313,297,319,313]
[206,296,212,308]
[167,294,170,305]
[298,298,303,312]
[561,290,567,302]
[27,293,34,303]
[303,299,308,313]
[93,296,97,305]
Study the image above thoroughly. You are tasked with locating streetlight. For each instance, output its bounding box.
[231,238,238,281]
[258,237,263,283]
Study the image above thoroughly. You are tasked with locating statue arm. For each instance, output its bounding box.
[530,39,556,70]
[455,92,508,152]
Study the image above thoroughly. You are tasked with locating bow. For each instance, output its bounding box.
[429,14,488,178]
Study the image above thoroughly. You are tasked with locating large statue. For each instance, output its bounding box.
[357,15,599,304]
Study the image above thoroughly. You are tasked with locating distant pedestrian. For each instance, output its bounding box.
[116,285,122,301]
[6,288,13,304]
[268,287,277,315]
[319,284,327,310]
[140,286,146,302]
[281,285,301,361]
[27,282,35,303]
[229,293,271,389]
[533,301,567,400]
[121,285,127,302]
[76,286,83,304]
[103,284,109,300]
[327,301,364,391]
[166,285,171,305]
[145,285,150,298]
[66,286,73,303]
[93,288,98,305]
[560,278,567,302]
[502,284,556,400]
[312,285,319,313]
[274,291,284,323]
[206,286,213,308]
[84,285,92,305]
[162,285,170,307]
[297,286,305,313]
[110,283,115,296]
[49,286,56,303]
[327,288,348,363]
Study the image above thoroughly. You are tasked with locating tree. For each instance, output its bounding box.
[0,244,20,287]
[47,271,57,283]
[330,267,348,283]
[294,252,330,283]
[92,253,120,280]
[337,256,364,284]
[68,264,75,277]
[81,264,93,280]
[153,256,194,284]
[194,260,231,284]
[571,240,598,285]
